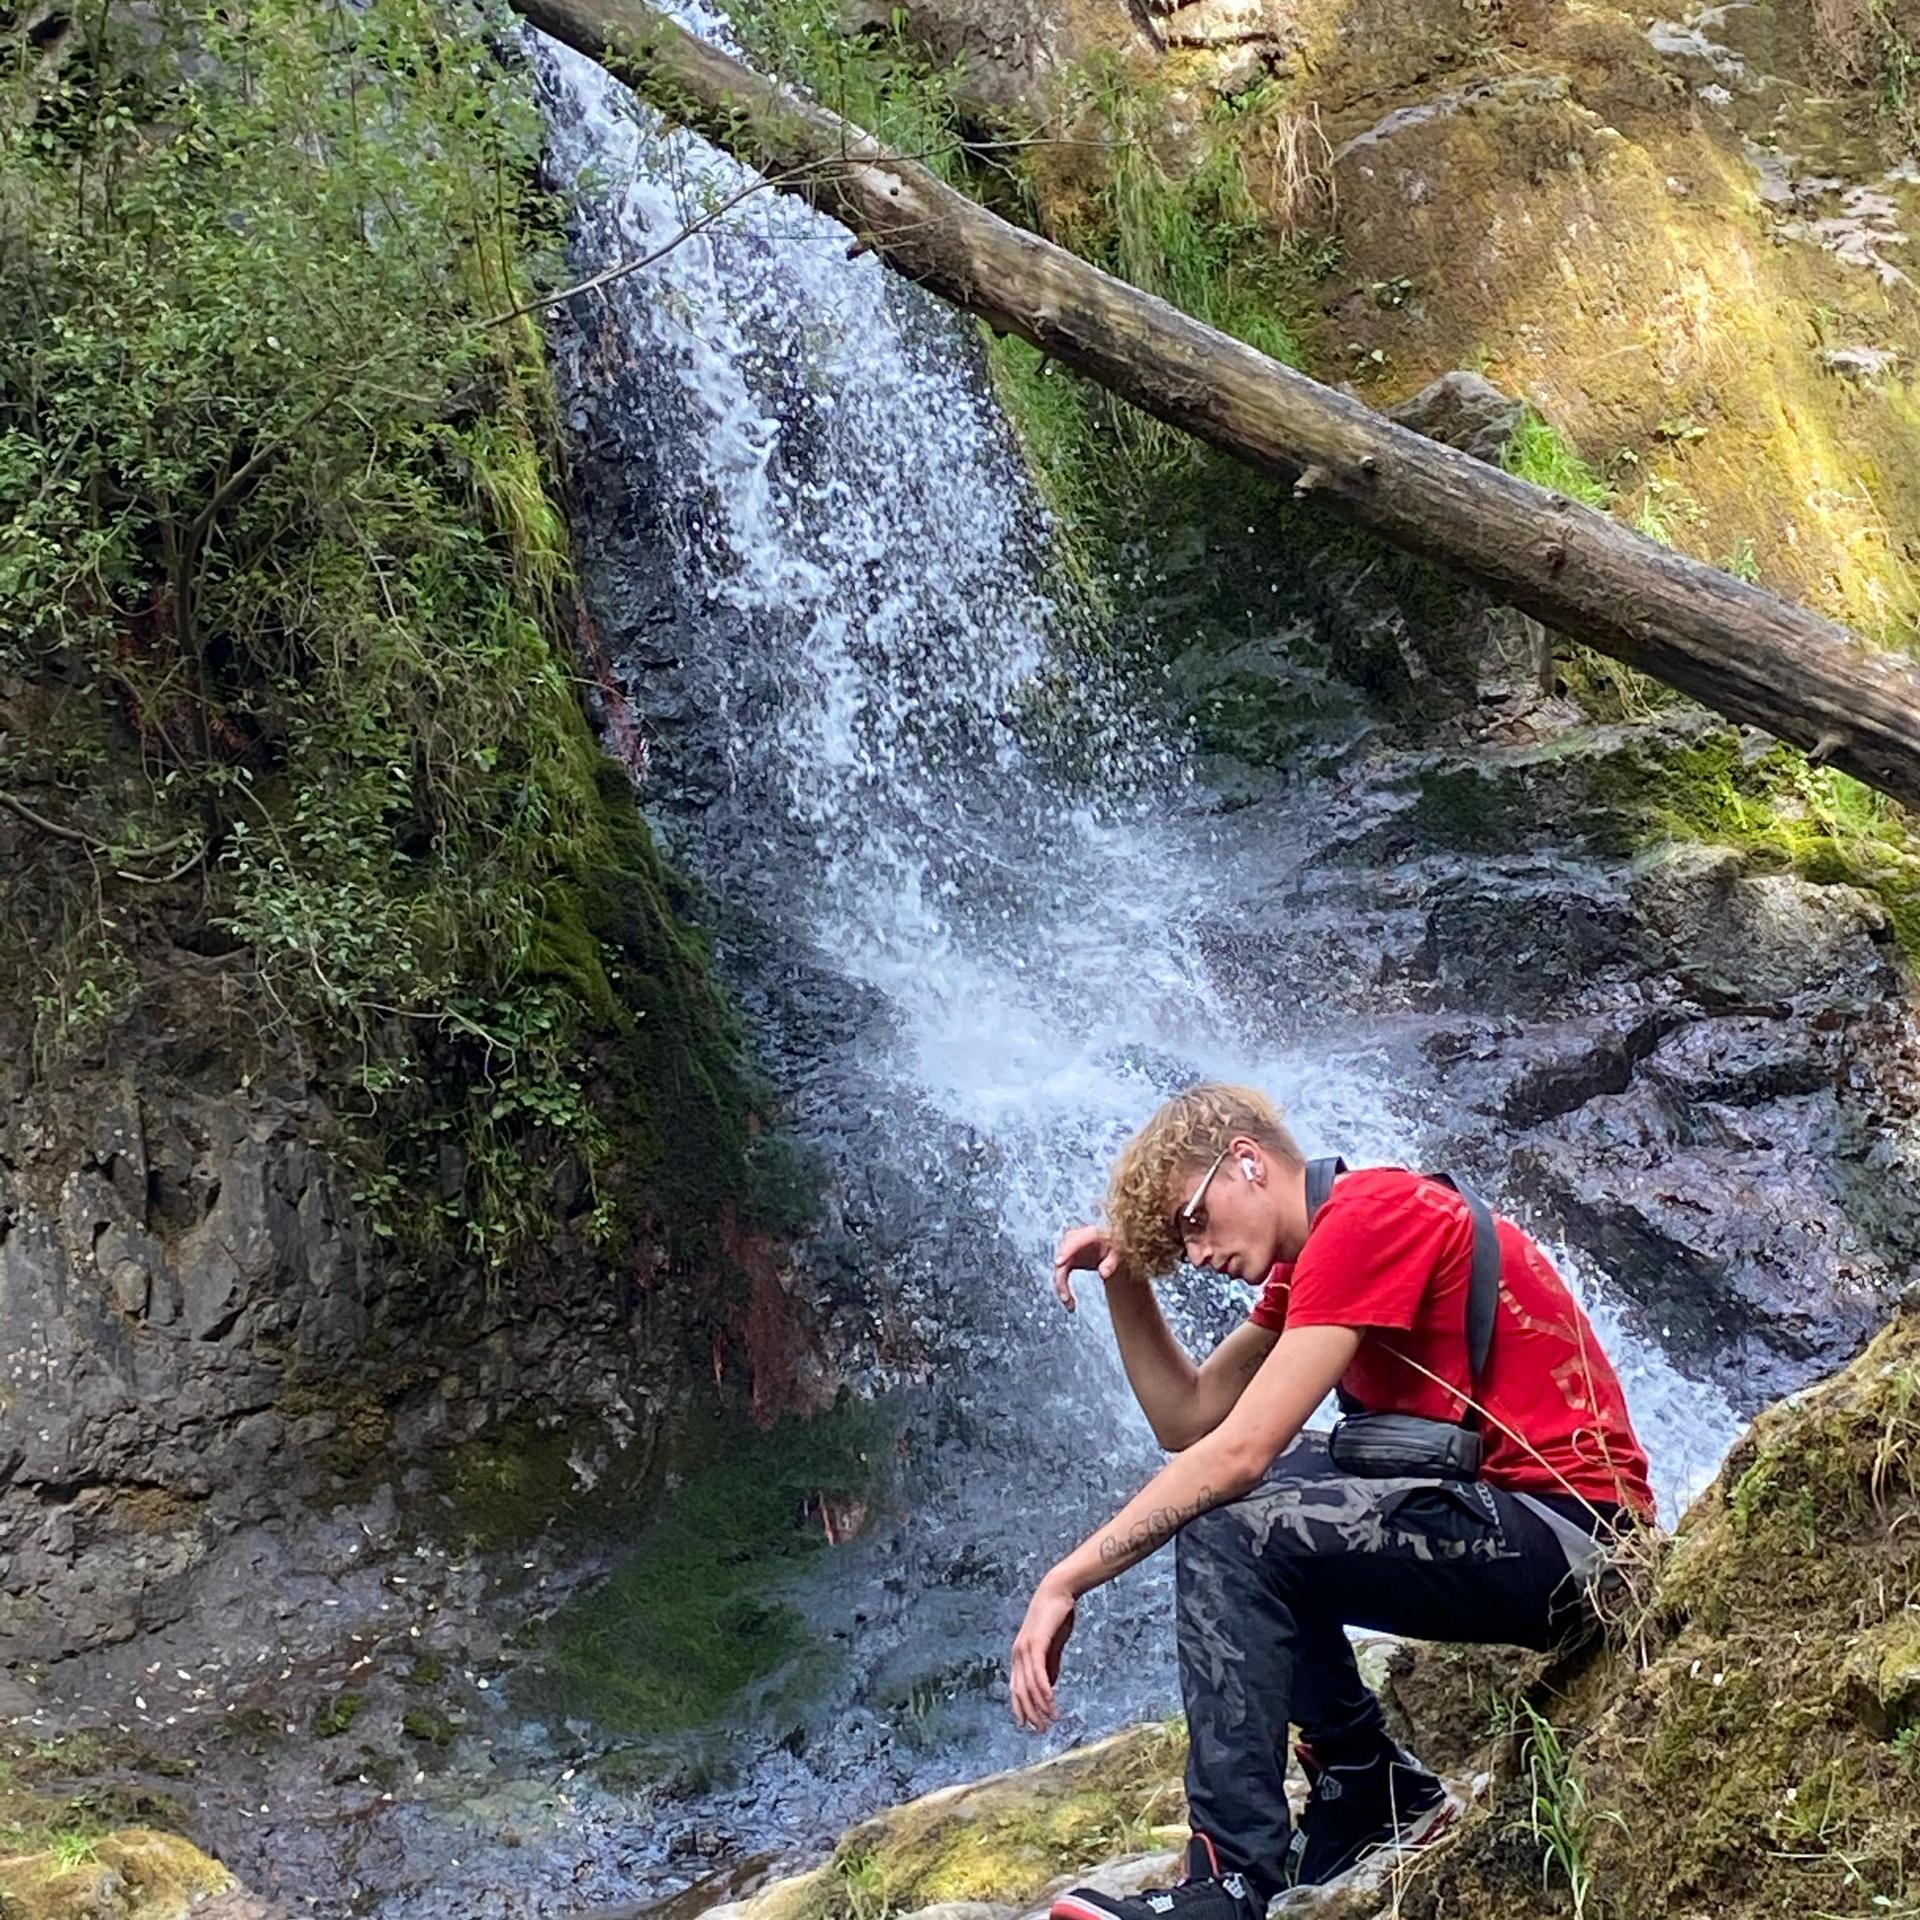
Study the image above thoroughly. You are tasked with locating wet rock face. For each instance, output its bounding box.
[1480,847,1918,1411]
[0,1080,363,1661]
[0,1047,699,1668]
[1198,714,1920,1417]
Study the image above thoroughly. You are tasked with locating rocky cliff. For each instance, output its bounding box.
[887,0,1920,644]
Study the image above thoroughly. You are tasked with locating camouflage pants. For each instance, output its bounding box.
[1175,1432,1590,1901]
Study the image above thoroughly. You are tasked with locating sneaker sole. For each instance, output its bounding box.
[1051,1894,1122,1920]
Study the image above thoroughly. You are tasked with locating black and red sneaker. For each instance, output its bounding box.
[1286,1738,1455,1887]
[1051,1836,1265,1920]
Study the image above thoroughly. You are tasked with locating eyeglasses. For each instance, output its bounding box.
[1174,1146,1230,1247]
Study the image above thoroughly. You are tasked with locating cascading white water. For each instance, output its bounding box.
[531,13,1743,1894]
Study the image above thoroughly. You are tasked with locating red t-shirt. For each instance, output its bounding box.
[1249,1166,1654,1515]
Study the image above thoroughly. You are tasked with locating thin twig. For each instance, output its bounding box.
[0,787,100,847]
[482,128,1139,331]
[478,167,802,327]
[182,376,354,549]
[114,838,211,886]
[0,787,195,869]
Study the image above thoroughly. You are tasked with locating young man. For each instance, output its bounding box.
[1009,1083,1652,1920]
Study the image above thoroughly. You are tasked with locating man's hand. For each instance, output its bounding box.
[1009,1574,1076,1731]
[1052,1224,1128,1311]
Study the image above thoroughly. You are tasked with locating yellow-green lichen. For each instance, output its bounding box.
[0,1827,232,1920]
[753,1722,1189,1920]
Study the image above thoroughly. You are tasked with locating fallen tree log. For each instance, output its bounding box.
[514,0,1920,815]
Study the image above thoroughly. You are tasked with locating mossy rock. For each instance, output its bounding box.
[401,1707,457,1748]
[0,1827,231,1919]
[706,1724,1189,1920]
[444,1413,602,1552]
[1398,1306,1920,1919]
[1387,716,1920,959]
[310,1692,366,1740]
[519,1400,895,1739]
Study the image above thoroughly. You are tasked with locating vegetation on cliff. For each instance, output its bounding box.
[0,0,752,1281]
[0,1732,228,1920]
[1391,1306,1920,1919]
[519,1400,892,1740]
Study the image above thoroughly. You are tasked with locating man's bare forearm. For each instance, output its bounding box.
[1102,1277,1203,1448]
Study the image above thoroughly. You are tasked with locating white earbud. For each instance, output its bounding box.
[1239,1156,1258,1180]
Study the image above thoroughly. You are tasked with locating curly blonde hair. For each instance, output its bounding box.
[1106,1082,1305,1277]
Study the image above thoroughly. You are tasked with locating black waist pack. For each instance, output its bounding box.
[1327,1411,1483,1480]
[1310,1159,1500,1483]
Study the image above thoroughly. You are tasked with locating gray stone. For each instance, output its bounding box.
[1630,845,1893,1007]
[1387,371,1526,465]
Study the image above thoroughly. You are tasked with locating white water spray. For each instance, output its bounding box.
[533,13,1740,1873]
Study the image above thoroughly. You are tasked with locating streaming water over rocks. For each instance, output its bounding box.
[38,20,1913,1919]
[7,13,1919,1920]
[520,20,1750,1915]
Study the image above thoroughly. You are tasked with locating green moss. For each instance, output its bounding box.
[520,1401,894,1738]
[794,1722,1189,1920]
[1186,668,1361,767]
[1589,732,1920,958]
[401,1708,456,1748]
[0,1827,230,1920]
[1116,466,1482,726]
[0,1735,190,1857]
[442,1416,600,1553]
[311,1694,366,1740]
[272,1377,397,1490]
[739,1130,829,1237]
[406,1653,448,1689]
[1406,764,1530,853]
[1396,723,1920,959]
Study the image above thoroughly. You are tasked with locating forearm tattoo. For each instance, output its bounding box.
[1097,1485,1218,1571]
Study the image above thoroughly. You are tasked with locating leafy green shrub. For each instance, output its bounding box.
[731,0,966,167]
[0,0,748,1277]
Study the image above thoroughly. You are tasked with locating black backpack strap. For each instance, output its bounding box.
[1304,1156,1355,1411]
[1428,1172,1500,1416]
[1305,1155,1347,1224]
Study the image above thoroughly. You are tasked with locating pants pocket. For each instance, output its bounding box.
[1380,1480,1514,1559]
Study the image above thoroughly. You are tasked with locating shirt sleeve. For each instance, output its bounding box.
[1247,1262,1293,1333]
[1283,1168,1462,1333]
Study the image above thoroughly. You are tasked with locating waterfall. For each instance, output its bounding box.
[528,16,1741,1903]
